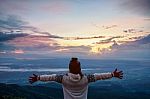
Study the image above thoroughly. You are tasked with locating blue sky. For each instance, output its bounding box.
[0,0,150,59]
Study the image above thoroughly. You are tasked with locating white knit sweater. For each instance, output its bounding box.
[39,72,113,99]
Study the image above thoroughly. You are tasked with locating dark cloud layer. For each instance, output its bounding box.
[120,0,150,16]
[134,34,150,44]
[0,32,28,42]
[112,34,150,50]
[0,14,63,40]
[0,14,27,31]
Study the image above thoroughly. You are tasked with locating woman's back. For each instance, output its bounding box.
[62,73,88,99]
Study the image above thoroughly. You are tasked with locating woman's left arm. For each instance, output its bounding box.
[87,68,123,83]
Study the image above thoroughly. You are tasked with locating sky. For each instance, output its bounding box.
[0,0,150,59]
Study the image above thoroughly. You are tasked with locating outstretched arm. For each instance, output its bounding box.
[87,68,123,82]
[95,68,123,80]
[29,74,63,84]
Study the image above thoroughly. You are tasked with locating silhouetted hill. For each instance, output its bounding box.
[0,83,63,99]
[0,83,150,99]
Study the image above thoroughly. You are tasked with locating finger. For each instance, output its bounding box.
[29,78,34,79]
[33,74,37,77]
[119,73,123,76]
[119,75,122,77]
[29,78,33,80]
[119,75,123,78]
[114,68,117,72]
[120,72,123,75]
[29,77,33,79]
[119,77,123,79]
[119,71,123,73]
[119,74,123,76]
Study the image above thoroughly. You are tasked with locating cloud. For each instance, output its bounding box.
[7,34,91,55]
[117,41,133,44]
[57,45,91,55]
[0,32,28,42]
[0,51,6,54]
[95,41,112,44]
[91,35,148,54]
[55,45,90,54]
[112,36,144,45]
[64,36,106,40]
[112,34,150,50]
[11,49,24,54]
[55,48,69,52]
[102,25,118,29]
[134,34,150,44]
[144,18,150,21]
[22,26,63,39]
[104,36,124,41]
[128,36,144,40]
[0,42,16,51]
[0,13,63,39]
[120,0,150,16]
[91,23,118,30]
[123,28,144,33]
[0,14,27,31]
[8,35,59,49]
[99,34,150,60]
[94,36,124,44]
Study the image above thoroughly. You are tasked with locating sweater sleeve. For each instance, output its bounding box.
[39,74,63,83]
[94,72,113,81]
[87,72,113,83]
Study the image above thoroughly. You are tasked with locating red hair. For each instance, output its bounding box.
[69,58,83,77]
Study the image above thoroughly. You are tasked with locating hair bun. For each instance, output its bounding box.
[71,57,78,62]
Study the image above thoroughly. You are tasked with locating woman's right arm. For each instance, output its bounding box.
[29,74,63,84]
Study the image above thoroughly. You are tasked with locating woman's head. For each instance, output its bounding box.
[69,57,82,75]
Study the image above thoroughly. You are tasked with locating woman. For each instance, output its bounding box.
[29,57,123,99]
